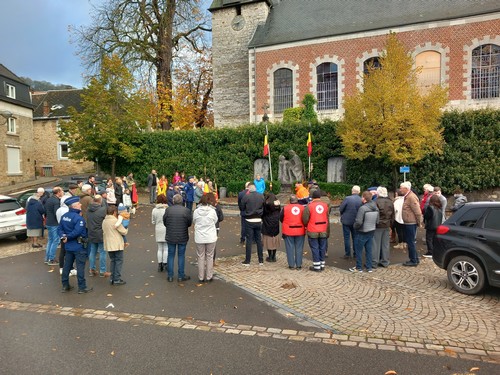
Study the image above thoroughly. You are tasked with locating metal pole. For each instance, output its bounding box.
[266,123,273,186]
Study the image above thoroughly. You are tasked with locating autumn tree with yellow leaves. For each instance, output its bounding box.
[336,33,448,188]
[58,55,153,177]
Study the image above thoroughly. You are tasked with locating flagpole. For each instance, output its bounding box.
[308,122,311,180]
[266,123,273,190]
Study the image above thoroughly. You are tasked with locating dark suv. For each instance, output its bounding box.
[433,202,500,295]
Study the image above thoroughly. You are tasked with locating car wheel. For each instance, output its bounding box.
[16,234,28,241]
[447,255,486,295]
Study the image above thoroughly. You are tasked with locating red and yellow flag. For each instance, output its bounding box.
[263,134,269,157]
[307,132,312,156]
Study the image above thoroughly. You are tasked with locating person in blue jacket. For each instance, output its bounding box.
[184,176,195,211]
[254,174,266,194]
[58,196,93,294]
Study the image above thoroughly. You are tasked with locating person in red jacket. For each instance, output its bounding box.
[280,195,306,269]
[302,190,330,272]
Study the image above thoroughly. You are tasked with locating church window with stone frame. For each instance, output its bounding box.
[363,57,381,75]
[416,51,441,94]
[316,62,338,110]
[273,68,293,114]
[471,44,500,99]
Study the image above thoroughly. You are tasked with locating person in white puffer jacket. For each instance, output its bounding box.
[193,195,218,283]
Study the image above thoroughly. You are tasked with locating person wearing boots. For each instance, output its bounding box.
[262,192,281,262]
[302,190,330,272]
[152,194,168,272]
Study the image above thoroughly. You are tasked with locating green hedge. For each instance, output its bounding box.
[345,109,500,194]
[113,120,341,189]
[101,109,498,198]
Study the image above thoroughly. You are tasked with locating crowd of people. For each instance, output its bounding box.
[25,175,136,293]
[339,182,467,272]
[24,168,470,292]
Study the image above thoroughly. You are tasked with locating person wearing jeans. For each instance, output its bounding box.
[102,205,128,285]
[163,194,193,282]
[87,195,110,277]
[240,183,265,265]
[280,195,306,269]
[44,187,65,265]
[400,181,423,267]
[350,191,379,273]
[339,185,362,259]
[58,196,92,294]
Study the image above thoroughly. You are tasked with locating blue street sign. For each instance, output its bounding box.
[400,166,410,173]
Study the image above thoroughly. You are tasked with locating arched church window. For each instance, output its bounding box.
[316,62,338,110]
[363,57,381,75]
[273,68,293,114]
[471,44,500,99]
[416,51,441,93]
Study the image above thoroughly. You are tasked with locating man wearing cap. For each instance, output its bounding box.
[302,190,329,272]
[58,196,92,294]
[79,184,93,221]
[400,181,423,267]
[67,183,79,197]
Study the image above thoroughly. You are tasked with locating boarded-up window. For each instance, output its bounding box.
[416,51,441,93]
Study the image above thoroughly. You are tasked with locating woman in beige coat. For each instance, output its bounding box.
[102,205,128,285]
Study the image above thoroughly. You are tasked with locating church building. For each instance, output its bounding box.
[209,0,500,127]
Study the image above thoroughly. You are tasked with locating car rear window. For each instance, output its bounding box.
[455,207,484,228]
[0,200,21,212]
[483,209,500,230]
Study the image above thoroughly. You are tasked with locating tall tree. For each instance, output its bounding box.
[58,55,151,177]
[336,33,448,188]
[72,0,210,130]
[172,50,213,129]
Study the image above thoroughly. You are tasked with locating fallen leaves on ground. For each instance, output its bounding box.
[384,371,397,375]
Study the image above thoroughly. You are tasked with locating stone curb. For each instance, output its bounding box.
[1,299,498,363]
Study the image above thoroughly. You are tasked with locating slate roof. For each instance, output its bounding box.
[32,89,83,119]
[247,0,500,48]
[0,63,33,109]
[0,64,27,84]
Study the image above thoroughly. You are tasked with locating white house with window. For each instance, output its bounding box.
[209,0,500,126]
[0,63,35,188]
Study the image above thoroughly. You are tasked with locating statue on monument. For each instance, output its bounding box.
[278,150,304,184]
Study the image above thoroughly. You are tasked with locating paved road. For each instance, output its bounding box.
[1,192,500,373]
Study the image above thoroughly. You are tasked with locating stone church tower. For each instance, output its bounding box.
[209,1,271,127]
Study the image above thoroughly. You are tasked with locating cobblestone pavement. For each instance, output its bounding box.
[1,201,500,365]
[213,253,500,363]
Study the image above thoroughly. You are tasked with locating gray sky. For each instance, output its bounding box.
[1,0,212,88]
[1,0,93,88]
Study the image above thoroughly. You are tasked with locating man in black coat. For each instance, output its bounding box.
[163,194,193,282]
[240,183,265,265]
[87,195,110,277]
[237,182,250,244]
[45,187,64,265]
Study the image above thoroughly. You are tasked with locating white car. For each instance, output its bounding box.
[0,195,27,241]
